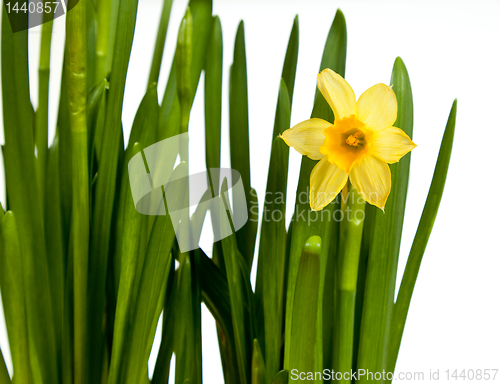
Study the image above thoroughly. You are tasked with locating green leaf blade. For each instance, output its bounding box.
[220,179,251,384]
[279,15,299,109]
[388,99,457,372]
[0,212,31,384]
[1,10,58,383]
[356,56,414,379]
[251,339,265,384]
[255,80,290,380]
[229,22,256,268]
[148,0,174,86]
[205,16,223,171]
[87,1,140,381]
[108,143,148,384]
[287,236,322,377]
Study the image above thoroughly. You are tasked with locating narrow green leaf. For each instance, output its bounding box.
[186,0,212,100]
[356,57,414,380]
[159,67,180,141]
[35,7,54,205]
[253,28,297,361]
[177,7,194,137]
[229,23,250,197]
[229,22,255,268]
[87,1,139,381]
[103,0,121,76]
[115,85,160,293]
[256,130,290,382]
[287,236,321,377]
[0,212,31,384]
[108,143,149,384]
[174,256,196,384]
[283,10,347,376]
[95,0,115,80]
[93,0,115,162]
[137,88,161,148]
[0,349,10,384]
[0,209,10,384]
[199,252,232,346]
[251,339,265,384]
[205,16,223,172]
[220,178,250,384]
[87,78,107,160]
[199,251,240,383]
[195,234,208,384]
[278,15,299,115]
[61,245,74,384]
[236,247,257,344]
[159,0,212,139]
[254,18,297,372]
[387,99,457,373]
[44,138,66,371]
[124,234,175,384]
[184,252,202,384]
[57,55,73,239]
[151,264,177,384]
[148,0,174,86]
[1,9,58,384]
[322,214,340,371]
[55,57,75,384]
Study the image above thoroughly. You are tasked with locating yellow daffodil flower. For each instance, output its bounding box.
[281,68,416,211]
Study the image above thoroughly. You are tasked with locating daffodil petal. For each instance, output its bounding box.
[281,118,331,160]
[356,83,397,131]
[349,155,391,210]
[317,69,356,121]
[309,157,348,211]
[371,126,416,164]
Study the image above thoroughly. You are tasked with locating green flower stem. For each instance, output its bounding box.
[66,1,89,383]
[334,183,365,383]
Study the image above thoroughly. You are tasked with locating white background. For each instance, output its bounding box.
[0,0,499,382]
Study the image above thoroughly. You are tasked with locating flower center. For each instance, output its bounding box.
[319,115,371,172]
[345,131,365,147]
